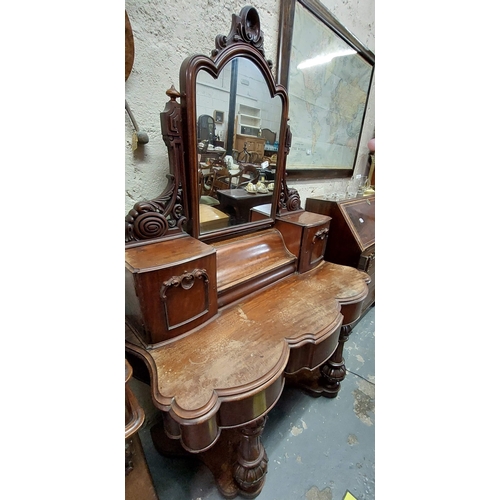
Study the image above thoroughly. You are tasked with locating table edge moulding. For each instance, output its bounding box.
[124,6,370,498]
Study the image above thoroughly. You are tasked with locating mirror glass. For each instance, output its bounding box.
[196,56,282,235]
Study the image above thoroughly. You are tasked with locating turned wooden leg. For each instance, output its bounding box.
[151,417,269,499]
[233,416,269,498]
[319,324,353,398]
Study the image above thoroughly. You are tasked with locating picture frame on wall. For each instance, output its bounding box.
[276,0,375,179]
[214,110,224,123]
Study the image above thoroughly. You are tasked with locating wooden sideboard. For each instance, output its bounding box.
[305,195,375,320]
[234,134,266,160]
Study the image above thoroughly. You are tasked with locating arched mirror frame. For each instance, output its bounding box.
[178,7,292,242]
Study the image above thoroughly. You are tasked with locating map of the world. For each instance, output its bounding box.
[287,4,373,169]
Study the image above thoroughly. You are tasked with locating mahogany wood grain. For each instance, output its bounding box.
[125,235,218,346]
[213,228,297,307]
[151,422,265,499]
[275,211,331,273]
[125,259,369,451]
[250,207,332,273]
[125,435,159,500]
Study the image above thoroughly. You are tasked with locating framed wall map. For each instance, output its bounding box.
[277,0,375,179]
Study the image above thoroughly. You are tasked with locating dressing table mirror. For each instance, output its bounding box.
[178,7,292,241]
[195,57,283,235]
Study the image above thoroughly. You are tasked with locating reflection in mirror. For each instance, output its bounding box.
[196,57,283,235]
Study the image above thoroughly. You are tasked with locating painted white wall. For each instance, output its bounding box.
[125,0,375,215]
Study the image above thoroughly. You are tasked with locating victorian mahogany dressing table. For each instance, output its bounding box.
[125,7,369,498]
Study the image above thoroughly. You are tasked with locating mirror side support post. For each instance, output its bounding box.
[125,86,188,245]
[226,58,239,155]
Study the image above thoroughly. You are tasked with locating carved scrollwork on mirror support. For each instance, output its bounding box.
[125,87,188,245]
[179,5,303,241]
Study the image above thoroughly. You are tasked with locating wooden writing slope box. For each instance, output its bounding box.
[125,236,218,347]
[305,195,375,316]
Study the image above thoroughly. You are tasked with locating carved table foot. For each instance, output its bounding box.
[151,417,268,499]
[318,324,353,398]
[286,324,353,398]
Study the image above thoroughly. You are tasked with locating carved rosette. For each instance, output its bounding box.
[125,86,187,244]
[211,6,272,68]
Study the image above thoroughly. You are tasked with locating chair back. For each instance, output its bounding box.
[237,164,260,188]
[261,128,276,144]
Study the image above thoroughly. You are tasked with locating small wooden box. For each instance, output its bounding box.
[275,211,331,273]
[125,236,218,346]
[251,205,331,273]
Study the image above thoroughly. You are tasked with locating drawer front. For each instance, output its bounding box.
[126,253,217,346]
[299,222,330,273]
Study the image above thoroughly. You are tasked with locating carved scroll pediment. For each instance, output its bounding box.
[211,6,272,69]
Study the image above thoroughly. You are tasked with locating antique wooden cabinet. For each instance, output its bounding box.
[234,133,266,159]
[124,7,370,498]
[305,195,375,317]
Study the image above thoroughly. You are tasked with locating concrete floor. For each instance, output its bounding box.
[129,306,375,500]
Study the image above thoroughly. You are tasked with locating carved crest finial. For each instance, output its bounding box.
[211,6,267,62]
